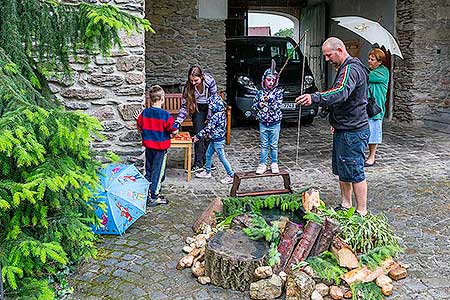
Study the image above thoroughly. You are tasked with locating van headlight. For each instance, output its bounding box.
[237,75,258,91]
[304,75,314,89]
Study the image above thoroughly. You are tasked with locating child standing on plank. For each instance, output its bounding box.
[252,60,283,174]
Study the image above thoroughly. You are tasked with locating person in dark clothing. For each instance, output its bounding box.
[174,66,218,173]
[137,85,177,207]
[295,37,370,216]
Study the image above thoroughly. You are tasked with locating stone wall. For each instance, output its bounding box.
[51,0,146,163]
[145,0,226,92]
[395,0,450,123]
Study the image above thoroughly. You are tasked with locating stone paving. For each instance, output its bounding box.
[68,118,450,300]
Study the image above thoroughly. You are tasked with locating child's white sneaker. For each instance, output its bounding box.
[220,175,234,184]
[256,164,267,175]
[195,170,211,178]
[271,163,279,174]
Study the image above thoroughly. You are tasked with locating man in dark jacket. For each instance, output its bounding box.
[296,37,370,216]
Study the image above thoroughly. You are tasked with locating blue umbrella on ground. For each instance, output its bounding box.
[92,164,149,235]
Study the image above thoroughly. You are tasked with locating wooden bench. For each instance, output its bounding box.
[164,93,193,127]
[164,92,232,145]
[229,169,293,197]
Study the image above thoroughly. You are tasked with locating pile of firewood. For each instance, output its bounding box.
[176,224,215,285]
[176,194,408,299]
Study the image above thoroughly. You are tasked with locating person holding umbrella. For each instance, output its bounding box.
[295,37,370,217]
[365,48,390,167]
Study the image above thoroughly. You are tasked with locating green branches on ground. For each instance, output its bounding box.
[303,251,347,285]
[351,282,383,300]
[359,245,402,270]
[242,215,281,267]
[318,204,400,253]
[221,190,309,218]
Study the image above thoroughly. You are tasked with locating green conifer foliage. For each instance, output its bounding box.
[0,1,153,298]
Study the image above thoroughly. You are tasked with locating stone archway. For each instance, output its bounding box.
[248,9,300,42]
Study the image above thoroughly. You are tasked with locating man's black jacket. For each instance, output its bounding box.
[312,56,369,130]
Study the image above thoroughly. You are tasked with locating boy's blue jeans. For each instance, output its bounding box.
[144,148,167,199]
[204,139,234,177]
[259,122,281,164]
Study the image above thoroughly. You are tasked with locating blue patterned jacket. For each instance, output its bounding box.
[195,95,226,142]
[252,87,284,125]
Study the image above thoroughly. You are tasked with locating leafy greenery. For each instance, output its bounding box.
[317,203,400,253]
[242,215,280,266]
[274,27,294,38]
[220,188,309,220]
[351,282,383,300]
[359,245,402,270]
[302,251,347,285]
[0,0,153,299]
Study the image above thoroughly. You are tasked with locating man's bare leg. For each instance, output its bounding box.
[366,144,378,164]
[353,180,368,216]
[339,181,353,209]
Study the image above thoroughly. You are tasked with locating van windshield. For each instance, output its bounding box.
[229,39,300,63]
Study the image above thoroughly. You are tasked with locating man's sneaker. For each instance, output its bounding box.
[195,170,212,178]
[255,164,267,175]
[210,164,217,171]
[220,175,234,184]
[147,196,169,207]
[186,165,204,173]
[271,163,280,174]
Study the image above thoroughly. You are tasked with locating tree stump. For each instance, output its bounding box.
[205,228,269,291]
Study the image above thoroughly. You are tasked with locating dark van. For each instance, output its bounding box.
[226,36,318,124]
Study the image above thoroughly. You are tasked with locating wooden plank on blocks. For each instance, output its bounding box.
[236,189,292,197]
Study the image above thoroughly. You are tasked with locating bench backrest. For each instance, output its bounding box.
[148,93,192,127]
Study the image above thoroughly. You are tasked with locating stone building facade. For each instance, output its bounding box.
[53,0,147,163]
[144,0,226,92]
[395,0,450,123]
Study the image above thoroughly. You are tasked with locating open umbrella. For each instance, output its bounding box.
[332,16,403,59]
[92,164,149,235]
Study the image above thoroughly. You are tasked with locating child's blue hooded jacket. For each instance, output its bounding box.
[195,95,226,142]
[251,68,284,125]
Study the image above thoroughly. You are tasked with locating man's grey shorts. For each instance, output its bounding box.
[332,127,370,183]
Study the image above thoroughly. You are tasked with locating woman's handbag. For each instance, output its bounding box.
[366,86,382,118]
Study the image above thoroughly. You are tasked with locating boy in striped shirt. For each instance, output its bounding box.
[137,85,178,207]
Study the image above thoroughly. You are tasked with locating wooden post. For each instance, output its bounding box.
[226,105,232,145]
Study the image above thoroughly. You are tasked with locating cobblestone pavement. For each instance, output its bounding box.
[68,118,450,300]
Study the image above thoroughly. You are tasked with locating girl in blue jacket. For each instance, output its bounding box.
[252,61,283,174]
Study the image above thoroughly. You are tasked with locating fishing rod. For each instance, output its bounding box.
[295,29,308,165]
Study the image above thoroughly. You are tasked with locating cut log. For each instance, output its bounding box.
[310,217,341,257]
[205,228,269,291]
[341,266,384,286]
[273,220,303,274]
[330,237,359,269]
[285,221,323,271]
[302,189,320,213]
[192,198,223,233]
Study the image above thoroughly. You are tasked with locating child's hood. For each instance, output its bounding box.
[208,94,225,113]
[261,59,279,90]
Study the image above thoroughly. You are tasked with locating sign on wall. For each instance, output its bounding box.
[198,0,227,20]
